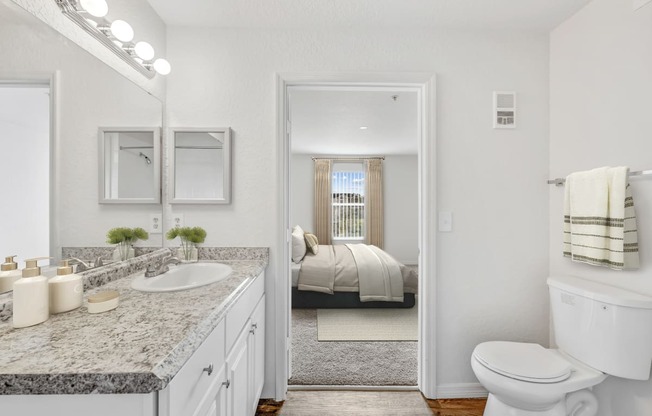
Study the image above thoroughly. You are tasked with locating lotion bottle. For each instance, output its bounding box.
[0,255,21,293]
[13,257,50,328]
[49,259,83,314]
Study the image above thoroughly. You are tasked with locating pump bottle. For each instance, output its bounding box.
[13,257,50,328]
[0,255,21,293]
[49,259,83,314]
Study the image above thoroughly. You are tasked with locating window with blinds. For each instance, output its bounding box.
[331,162,365,240]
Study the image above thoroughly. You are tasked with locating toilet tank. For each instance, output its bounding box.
[548,275,652,380]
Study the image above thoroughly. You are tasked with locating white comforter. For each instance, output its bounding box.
[297,244,416,302]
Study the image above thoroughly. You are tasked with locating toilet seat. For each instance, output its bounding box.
[473,341,572,383]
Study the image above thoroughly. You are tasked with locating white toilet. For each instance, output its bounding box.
[472,275,652,416]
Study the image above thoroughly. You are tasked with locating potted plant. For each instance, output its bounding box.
[106,227,149,261]
[166,226,207,262]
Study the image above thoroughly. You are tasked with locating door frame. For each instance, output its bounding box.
[0,72,59,263]
[275,72,438,399]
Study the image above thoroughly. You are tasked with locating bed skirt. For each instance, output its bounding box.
[291,287,416,309]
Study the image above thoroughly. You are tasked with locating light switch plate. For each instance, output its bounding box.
[149,213,162,234]
[439,212,453,232]
[172,213,184,229]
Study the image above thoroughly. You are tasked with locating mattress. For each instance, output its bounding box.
[291,261,301,287]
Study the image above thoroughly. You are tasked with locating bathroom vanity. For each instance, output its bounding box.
[0,253,267,416]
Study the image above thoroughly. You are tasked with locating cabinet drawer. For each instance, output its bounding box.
[225,272,264,353]
[163,319,225,416]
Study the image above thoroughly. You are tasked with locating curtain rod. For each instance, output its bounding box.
[547,169,652,186]
[312,156,385,161]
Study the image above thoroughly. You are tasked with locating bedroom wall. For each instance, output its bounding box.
[165,27,550,398]
[549,0,652,414]
[290,153,418,264]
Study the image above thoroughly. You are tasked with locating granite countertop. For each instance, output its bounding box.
[0,258,267,395]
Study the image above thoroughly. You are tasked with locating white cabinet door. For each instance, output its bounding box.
[193,363,227,416]
[249,295,265,415]
[226,322,250,416]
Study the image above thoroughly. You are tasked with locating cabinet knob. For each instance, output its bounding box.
[202,364,213,376]
[252,323,258,329]
[222,379,230,388]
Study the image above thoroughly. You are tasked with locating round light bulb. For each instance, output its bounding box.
[134,41,155,61]
[153,58,171,75]
[79,0,108,18]
[110,20,134,43]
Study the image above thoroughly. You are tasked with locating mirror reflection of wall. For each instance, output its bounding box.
[171,128,231,204]
[0,2,164,259]
[107,133,155,199]
[0,84,50,269]
[175,132,224,199]
[100,129,161,203]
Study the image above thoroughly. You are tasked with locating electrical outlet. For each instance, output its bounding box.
[172,213,184,229]
[149,213,162,234]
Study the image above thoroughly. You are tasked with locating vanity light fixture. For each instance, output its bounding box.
[55,0,171,78]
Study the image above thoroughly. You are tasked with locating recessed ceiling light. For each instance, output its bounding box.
[360,126,368,130]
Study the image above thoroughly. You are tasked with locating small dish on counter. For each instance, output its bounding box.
[87,290,120,313]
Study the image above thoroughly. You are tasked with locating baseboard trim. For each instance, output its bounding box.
[436,383,488,399]
[288,385,419,392]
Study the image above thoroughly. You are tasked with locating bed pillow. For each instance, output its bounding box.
[291,225,307,263]
[304,233,319,255]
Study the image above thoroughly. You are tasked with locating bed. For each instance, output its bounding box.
[290,227,418,309]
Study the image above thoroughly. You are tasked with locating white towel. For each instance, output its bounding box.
[563,166,639,270]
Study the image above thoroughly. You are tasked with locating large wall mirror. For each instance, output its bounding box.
[170,128,232,204]
[99,127,161,204]
[0,2,164,263]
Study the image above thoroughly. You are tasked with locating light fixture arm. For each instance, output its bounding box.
[55,0,163,79]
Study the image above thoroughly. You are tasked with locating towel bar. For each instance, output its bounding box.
[547,169,652,186]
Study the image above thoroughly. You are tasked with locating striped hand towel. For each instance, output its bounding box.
[563,166,639,270]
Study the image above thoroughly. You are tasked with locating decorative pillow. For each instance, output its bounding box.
[304,233,319,255]
[291,225,307,263]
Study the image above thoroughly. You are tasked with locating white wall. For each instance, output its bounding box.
[550,0,652,414]
[290,154,418,264]
[0,4,164,255]
[384,155,418,264]
[166,26,550,396]
[0,86,49,268]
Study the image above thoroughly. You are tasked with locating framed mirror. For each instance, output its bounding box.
[99,127,161,204]
[170,127,232,204]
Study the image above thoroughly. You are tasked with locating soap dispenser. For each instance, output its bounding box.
[49,259,83,314]
[13,257,50,328]
[0,255,21,293]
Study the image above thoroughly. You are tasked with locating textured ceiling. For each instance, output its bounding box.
[290,88,419,156]
[147,0,591,31]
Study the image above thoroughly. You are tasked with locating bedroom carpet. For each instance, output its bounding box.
[289,309,418,386]
[317,305,418,341]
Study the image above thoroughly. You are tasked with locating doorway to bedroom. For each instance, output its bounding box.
[287,85,421,387]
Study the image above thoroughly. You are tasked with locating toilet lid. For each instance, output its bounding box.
[473,341,572,383]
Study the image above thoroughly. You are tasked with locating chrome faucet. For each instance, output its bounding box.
[144,255,180,278]
[69,257,104,272]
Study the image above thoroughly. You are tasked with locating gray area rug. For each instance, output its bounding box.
[289,309,418,386]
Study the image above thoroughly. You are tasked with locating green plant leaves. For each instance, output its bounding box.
[165,226,207,244]
[106,227,149,244]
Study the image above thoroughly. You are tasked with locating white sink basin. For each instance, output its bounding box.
[131,262,233,293]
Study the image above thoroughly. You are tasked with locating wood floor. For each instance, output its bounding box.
[256,392,486,416]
